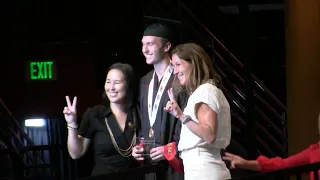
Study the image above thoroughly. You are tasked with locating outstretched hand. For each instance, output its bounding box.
[222,152,247,169]
[63,96,78,126]
[163,88,183,118]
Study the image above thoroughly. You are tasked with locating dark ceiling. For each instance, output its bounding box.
[2,0,284,44]
[2,1,143,45]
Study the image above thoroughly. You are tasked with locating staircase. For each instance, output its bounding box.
[142,0,287,159]
[0,98,69,180]
[0,98,33,178]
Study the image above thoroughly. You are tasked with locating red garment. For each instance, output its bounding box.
[137,141,184,172]
[257,142,320,180]
[164,142,183,172]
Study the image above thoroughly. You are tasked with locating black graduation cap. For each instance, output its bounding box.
[143,16,183,46]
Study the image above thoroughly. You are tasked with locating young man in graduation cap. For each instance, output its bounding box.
[132,22,188,180]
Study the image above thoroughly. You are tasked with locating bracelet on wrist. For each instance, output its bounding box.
[179,115,192,124]
[67,127,77,131]
[67,124,78,130]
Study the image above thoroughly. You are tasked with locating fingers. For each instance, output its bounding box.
[132,152,144,161]
[163,106,169,112]
[167,88,176,102]
[150,147,164,161]
[230,162,236,169]
[151,154,163,161]
[63,107,70,114]
[164,103,172,113]
[63,106,75,114]
[63,106,75,115]
[65,96,78,110]
[132,151,144,161]
[72,96,77,109]
[164,100,174,111]
[132,146,144,161]
[149,147,158,154]
[150,152,161,159]
[222,156,232,161]
[166,100,174,106]
[149,148,161,158]
[166,101,174,109]
[224,152,235,157]
[66,96,71,107]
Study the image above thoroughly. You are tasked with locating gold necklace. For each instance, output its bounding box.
[105,117,136,157]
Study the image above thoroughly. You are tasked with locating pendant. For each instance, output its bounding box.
[149,128,154,138]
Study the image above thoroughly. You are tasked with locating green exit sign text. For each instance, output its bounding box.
[27,60,57,80]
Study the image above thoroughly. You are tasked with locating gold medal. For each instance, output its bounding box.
[149,128,154,138]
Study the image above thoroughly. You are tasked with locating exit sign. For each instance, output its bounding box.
[27,60,57,80]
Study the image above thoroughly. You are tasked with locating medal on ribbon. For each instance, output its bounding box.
[149,128,154,138]
[147,65,173,138]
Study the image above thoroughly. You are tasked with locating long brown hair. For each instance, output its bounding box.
[171,43,222,94]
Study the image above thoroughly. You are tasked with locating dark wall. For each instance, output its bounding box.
[1,43,100,120]
[0,1,150,122]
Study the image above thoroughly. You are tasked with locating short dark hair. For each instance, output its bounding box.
[102,63,139,111]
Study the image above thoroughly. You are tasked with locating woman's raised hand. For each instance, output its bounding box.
[63,96,78,126]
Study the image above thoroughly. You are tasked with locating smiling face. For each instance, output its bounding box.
[141,36,170,65]
[171,53,193,86]
[104,69,126,104]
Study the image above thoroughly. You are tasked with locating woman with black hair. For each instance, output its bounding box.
[63,63,140,177]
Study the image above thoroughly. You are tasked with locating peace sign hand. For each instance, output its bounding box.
[63,96,78,126]
[164,88,183,118]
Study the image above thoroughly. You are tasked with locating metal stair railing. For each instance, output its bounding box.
[0,97,44,165]
[178,1,286,112]
[141,0,287,157]
[145,1,286,155]
[176,1,287,157]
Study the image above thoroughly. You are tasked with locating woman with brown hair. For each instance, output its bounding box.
[164,43,231,180]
